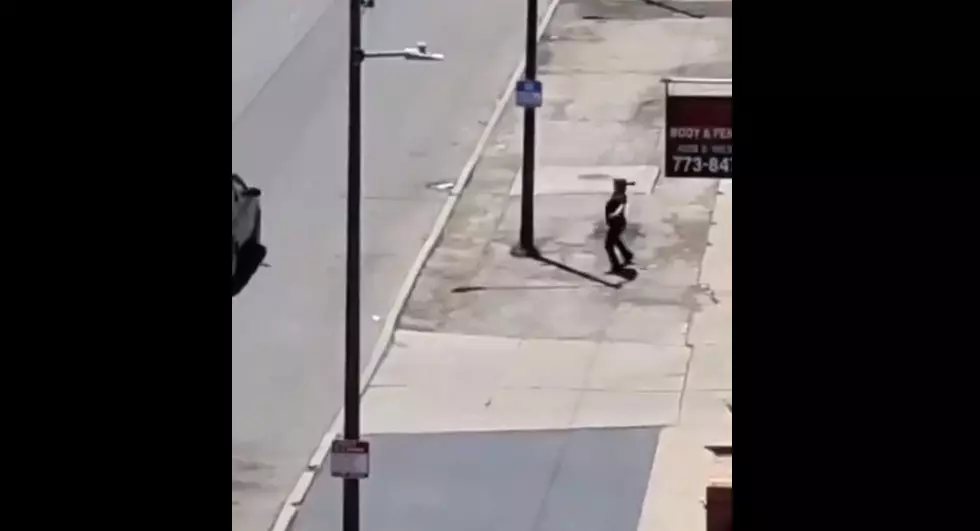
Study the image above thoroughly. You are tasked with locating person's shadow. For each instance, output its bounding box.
[531,254,639,287]
[609,267,638,281]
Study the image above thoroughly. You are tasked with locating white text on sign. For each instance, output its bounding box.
[668,127,732,141]
[670,156,732,175]
[675,144,732,155]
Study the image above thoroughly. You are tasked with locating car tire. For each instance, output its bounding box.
[232,237,239,296]
[233,207,263,298]
[248,209,261,246]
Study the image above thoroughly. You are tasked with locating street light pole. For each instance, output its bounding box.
[338,3,443,530]
[518,0,539,256]
[343,0,364,528]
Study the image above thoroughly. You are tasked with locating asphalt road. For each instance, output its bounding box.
[232,1,546,530]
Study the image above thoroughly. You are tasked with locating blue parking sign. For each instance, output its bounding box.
[515,79,543,108]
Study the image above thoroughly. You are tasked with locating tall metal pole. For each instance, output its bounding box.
[519,0,538,255]
[343,0,363,528]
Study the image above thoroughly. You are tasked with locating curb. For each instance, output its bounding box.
[267,1,565,529]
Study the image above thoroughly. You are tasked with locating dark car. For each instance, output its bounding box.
[232,173,266,296]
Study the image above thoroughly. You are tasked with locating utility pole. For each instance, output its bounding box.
[516,0,540,257]
[342,0,364,528]
[333,3,443,530]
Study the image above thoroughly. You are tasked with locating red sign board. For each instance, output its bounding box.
[664,95,732,178]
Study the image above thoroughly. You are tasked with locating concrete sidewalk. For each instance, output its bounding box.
[292,1,731,530]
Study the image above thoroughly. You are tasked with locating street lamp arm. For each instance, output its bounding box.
[362,50,410,59]
[363,42,445,61]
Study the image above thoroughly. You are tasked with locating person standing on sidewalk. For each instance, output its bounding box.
[605,178,635,273]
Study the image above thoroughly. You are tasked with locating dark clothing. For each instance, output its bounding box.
[604,193,633,269]
[605,194,627,228]
[605,224,633,269]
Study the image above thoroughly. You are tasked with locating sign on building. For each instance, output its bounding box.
[663,79,732,179]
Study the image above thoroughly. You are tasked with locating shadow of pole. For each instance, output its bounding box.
[531,255,626,289]
[451,284,584,293]
[449,252,639,294]
[642,0,706,19]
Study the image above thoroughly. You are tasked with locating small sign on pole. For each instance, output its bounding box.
[515,79,543,108]
[330,439,370,479]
